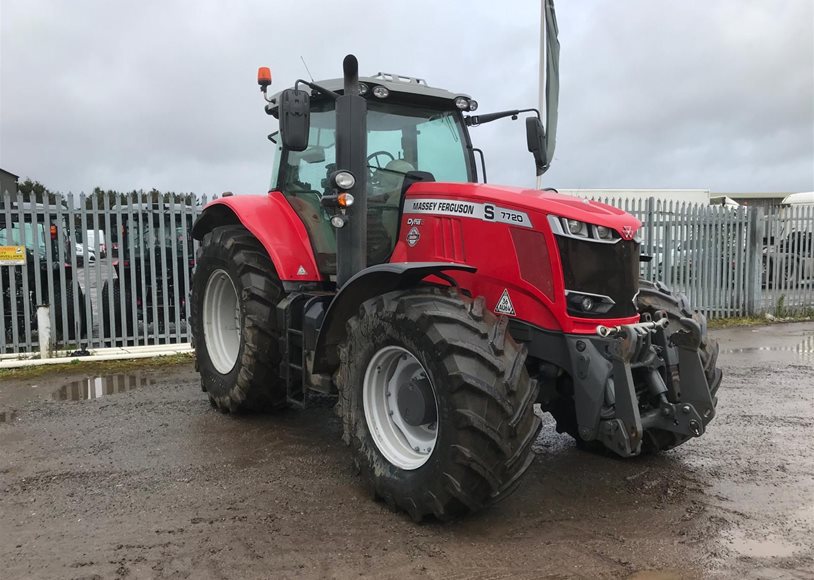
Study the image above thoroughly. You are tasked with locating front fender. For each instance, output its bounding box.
[312,262,477,373]
[191,192,322,282]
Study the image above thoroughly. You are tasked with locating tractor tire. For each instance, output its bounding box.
[335,287,541,521]
[548,280,722,454]
[190,225,287,413]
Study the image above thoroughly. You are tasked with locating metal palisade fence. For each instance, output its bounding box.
[0,190,212,355]
[1,191,813,355]
[594,196,814,319]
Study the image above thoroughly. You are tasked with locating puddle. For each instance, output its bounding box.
[0,409,17,424]
[50,374,156,401]
[725,529,801,558]
[722,334,814,363]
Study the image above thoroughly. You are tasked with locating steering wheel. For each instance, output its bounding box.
[366,150,396,177]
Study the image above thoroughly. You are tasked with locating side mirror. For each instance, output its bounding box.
[279,89,310,152]
[525,117,548,176]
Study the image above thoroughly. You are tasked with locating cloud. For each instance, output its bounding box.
[1,0,812,195]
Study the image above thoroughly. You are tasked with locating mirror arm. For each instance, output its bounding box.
[294,79,340,100]
[465,108,540,127]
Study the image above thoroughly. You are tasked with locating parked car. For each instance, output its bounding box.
[85,229,107,258]
[762,194,814,288]
[74,243,96,266]
[763,231,814,287]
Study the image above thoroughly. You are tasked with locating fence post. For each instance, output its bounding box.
[663,202,673,286]
[745,207,764,315]
[646,196,655,280]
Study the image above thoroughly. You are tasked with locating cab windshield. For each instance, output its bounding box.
[273,100,472,273]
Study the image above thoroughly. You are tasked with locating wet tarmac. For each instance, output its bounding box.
[0,322,812,578]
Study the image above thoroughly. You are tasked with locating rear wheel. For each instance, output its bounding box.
[336,288,541,521]
[191,225,287,413]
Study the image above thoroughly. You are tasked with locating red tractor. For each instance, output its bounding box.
[190,9,720,520]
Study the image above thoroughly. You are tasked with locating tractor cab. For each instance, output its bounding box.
[266,74,480,273]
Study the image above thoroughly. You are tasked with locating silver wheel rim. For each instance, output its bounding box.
[203,269,241,374]
[363,346,438,470]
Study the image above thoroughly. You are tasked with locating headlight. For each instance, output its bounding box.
[332,170,356,190]
[595,225,611,239]
[564,218,589,237]
[358,82,368,95]
[455,96,470,110]
[372,85,389,99]
[468,99,478,111]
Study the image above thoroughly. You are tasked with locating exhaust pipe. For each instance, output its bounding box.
[334,54,368,287]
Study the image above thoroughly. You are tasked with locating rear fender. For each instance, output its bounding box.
[191,192,321,282]
[311,262,476,373]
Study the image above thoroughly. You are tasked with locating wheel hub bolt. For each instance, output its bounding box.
[681,404,691,414]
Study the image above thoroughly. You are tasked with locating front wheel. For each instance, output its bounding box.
[336,288,541,521]
[190,225,287,413]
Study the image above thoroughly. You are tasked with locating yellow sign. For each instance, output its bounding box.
[0,245,26,266]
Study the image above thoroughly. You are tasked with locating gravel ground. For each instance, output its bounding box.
[1,322,812,579]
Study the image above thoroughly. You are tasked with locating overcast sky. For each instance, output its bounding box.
[1,0,812,196]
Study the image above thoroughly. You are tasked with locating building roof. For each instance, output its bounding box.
[722,192,792,200]
[0,168,19,179]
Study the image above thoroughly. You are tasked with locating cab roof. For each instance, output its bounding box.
[267,73,471,118]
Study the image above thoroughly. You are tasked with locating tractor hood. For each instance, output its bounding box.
[405,182,642,240]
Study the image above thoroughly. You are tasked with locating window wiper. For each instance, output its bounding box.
[367,166,409,176]
[294,79,340,100]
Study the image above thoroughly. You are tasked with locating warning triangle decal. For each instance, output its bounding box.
[296,265,307,276]
[494,288,516,316]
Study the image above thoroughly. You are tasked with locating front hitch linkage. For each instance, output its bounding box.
[593,316,714,457]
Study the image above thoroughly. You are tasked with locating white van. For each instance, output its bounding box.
[781,191,814,207]
[85,229,107,258]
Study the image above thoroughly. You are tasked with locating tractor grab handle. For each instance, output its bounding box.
[596,318,668,338]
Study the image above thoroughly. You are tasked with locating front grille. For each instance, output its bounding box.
[556,237,639,318]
